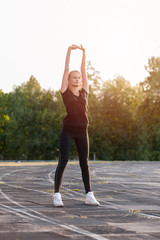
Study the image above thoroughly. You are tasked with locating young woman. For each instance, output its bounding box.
[53,44,100,207]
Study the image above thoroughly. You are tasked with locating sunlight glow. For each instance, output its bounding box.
[0,0,160,92]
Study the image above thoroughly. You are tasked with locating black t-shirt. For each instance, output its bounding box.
[61,88,89,126]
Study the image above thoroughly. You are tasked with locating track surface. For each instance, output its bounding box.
[0,161,160,240]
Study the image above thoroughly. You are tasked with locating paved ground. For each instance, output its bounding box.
[0,161,160,240]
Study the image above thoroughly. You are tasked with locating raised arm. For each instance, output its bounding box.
[60,46,71,93]
[80,45,89,94]
[61,44,80,93]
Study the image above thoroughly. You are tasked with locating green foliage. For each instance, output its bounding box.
[89,76,141,160]
[0,57,160,160]
[137,57,160,160]
[0,76,64,160]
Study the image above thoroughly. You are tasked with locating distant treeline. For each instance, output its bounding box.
[0,58,160,160]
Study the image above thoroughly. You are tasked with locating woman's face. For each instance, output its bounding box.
[68,71,82,87]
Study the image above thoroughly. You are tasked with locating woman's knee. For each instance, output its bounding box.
[79,159,89,170]
[59,155,69,169]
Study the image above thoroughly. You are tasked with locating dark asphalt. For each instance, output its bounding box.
[0,161,160,240]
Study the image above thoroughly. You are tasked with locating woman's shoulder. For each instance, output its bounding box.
[61,87,69,95]
[81,88,89,97]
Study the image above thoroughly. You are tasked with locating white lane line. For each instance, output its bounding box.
[62,224,110,240]
[49,166,160,220]
[0,168,110,240]
[48,168,127,211]
[1,181,51,196]
[0,202,56,224]
[9,165,160,221]
[0,192,109,240]
[0,204,34,221]
[1,169,81,201]
[91,166,160,218]
[48,169,85,198]
[0,181,78,202]
[48,169,77,198]
[120,183,160,198]
[48,169,55,185]
[3,164,160,239]
[0,203,109,240]
[0,188,47,217]
[139,212,160,219]
[0,169,24,180]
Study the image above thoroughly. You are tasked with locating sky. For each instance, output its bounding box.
[0,0,160,93]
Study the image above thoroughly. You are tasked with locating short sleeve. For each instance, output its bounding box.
[81,88,88,99]
[60,88,69,96]
[61,88,70,105]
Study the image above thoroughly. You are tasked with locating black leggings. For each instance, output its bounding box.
[54,125,91,194]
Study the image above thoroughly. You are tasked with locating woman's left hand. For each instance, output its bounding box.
[79,44,85,51]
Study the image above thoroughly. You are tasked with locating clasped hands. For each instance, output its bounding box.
[68,44,85,51]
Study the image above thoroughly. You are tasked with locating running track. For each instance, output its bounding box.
[0,161,160,240]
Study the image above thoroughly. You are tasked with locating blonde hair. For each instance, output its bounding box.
[68,70,81,80]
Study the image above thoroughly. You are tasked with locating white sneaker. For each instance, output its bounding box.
[85,192,100,206]
[53,192,64,207]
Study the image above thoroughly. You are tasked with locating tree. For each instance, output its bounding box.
[137,57,160,160]
[89,76,141,160]
[2,76,65,160]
